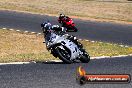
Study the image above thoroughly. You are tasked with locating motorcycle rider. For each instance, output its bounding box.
[58,14,77,32]
[58,14,70,24]
[41,21,66,33]
[41,21,82,48]
[51,24,82,48]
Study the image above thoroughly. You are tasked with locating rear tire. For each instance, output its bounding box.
[55,45,72,64]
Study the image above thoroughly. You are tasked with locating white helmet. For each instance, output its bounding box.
[60,14,65,17]
[43,22,52,30]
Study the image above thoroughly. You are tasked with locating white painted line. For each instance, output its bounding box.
[31,32,36,34]
[0,62,30,65]
[119,45,124,47]
[48,60,62,62]
[36,33,42,36]
[91,54,132,59]
[85,40,89,41]
[125,46,129,47]
[91,56,110,59]
[30,61,36,63]
[37,33,42,35]
[91,41,95,43]
[9,29,14,31]
[2,28,7,30]
[16,30,20,32]
[111,55,128,58]
[24,31,29,33]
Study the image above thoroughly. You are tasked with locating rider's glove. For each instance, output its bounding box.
[61,27,67,32]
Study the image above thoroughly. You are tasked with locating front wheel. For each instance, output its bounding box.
[73,26,78,32]
[80,50,90,63]
[55,45,72,64]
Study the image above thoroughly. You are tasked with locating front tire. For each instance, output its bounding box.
[80,50,90,63]
[73,26,78,32]
[55,45,72,64]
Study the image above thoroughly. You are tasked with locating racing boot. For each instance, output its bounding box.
[68,36,83,48]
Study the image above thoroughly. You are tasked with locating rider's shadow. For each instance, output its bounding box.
[35,61,66,64]
[35,61,81,64]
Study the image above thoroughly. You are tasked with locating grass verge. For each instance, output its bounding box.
[0,0,132,23]
[0,29,132,63]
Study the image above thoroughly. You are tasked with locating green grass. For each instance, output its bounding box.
[0,29,132,63]
[0,0,132,23]
[80,40,132,56]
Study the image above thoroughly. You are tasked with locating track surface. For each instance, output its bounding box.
[0,56,132,88]
[0,10,132,45]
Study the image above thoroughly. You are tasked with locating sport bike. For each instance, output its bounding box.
[41,21,90,63]
[58,17,78,32]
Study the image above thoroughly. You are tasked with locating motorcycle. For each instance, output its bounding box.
[41,21,90,64]
[58,17,78,32]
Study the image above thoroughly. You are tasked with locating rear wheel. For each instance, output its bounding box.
[56,45,72,64]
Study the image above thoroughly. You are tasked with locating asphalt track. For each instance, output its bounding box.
[0,10,132,45]
[0,56,132,88]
